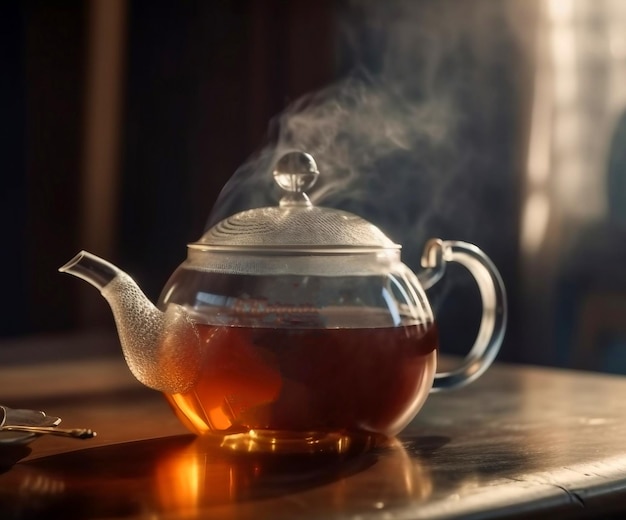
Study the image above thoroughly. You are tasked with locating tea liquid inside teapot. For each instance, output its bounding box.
[164,309,437,453]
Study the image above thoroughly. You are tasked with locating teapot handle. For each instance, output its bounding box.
[420,238,507,392]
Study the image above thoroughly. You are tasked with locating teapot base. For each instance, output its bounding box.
[196,429,388,455]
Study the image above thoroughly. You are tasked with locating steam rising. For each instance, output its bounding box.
[207,0,523,268]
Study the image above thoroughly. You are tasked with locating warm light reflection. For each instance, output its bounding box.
[152,437,433,515]
[155,444,202,512]
[155,441,235,513]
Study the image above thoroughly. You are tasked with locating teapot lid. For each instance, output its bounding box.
[189,151,400,252]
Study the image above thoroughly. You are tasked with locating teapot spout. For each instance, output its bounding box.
[59,251,200,394]
[59,250,121,291]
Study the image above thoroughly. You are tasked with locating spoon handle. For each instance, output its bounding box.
[2,425,96,439]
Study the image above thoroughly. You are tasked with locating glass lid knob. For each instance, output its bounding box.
[273,151,320,207]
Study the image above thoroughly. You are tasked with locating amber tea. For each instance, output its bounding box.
[165,319,438,450]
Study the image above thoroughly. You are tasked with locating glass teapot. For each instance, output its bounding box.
[60,151,506,454]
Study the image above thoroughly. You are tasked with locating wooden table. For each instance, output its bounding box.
[1,331,626,519]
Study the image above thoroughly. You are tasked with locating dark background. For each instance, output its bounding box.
[2,0,626,374]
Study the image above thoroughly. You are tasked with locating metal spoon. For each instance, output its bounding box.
[0,406,96,439]
[1,424,96,439]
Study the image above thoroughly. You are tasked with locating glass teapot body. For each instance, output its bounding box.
[60,152,506,455]
[158,249,438,446]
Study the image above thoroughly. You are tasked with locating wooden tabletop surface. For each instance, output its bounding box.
[1,331,626,519]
